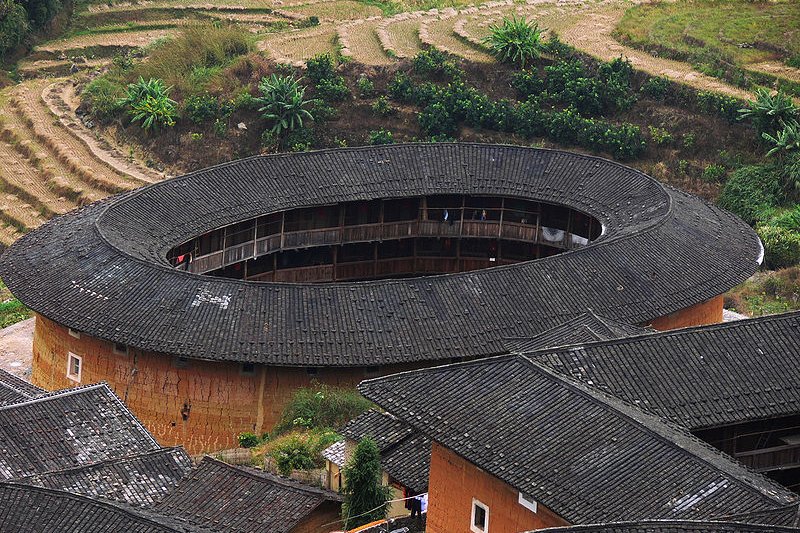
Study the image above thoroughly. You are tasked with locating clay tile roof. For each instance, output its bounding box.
[340,409,430,492]
[533,521,800,533]
[504,311,652,352]
[0,369,43,407]
[0,383,159,480]
[17,447,192,507]
[0,482,208,532]
[154,456,342,532]
[528,311,800,430]
[359,356,800,525]
[0,144,761,366]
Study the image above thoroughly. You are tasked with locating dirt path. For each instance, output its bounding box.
[0,318,34,380]
[557,6,755,101]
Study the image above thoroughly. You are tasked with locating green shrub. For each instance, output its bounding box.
[419,101,456,137]
[648,125,673,145]
[82,77,125,120]
[0,298,31,328]
[120,77,177,131]
[697,91,742,122]
[0,0,29,57]
[482,16,543,67]
[368,129,394,145]
[765,206,800,232]
[306,53,337,84]
[640,76,670,100]
[738,88,798,137]
[371,96,395,116]
[286,126,313,152]
[356,75,374,97]
[342,438,391,529]
[388,72,415,102]
[412,48,460,77]
[238,431,260,448]
[271,434,316,476]
[717,164,783,225]
[255,74,313,137]
[757,225,800,269]
[682,133,696,148]
[308,99,338,121]
[511,68,544,98]
[701,163,726,182]
[273,383,372,435]
[183,93,219,123]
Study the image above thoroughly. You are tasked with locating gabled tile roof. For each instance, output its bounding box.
[535,521,800,533]
[0,369,43,406]
[528,311,800,429]
[504,311,652,352]
[1,144,760,366]
[0,482,207,532]
[155,457,341,532]
[359,355,800,525]
[0,383,159,480]
[339,409,430,492]
[17,447,192,506]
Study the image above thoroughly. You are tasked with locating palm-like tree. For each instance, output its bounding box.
[255,74,313,139]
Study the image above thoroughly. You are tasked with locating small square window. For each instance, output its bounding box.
[518,492,537,513]
[67,353,82,383]
[306,367,319,376]
[113,342,128,356]
[68,328,80,339]
[470,499,488,533]
[174,356,190,369]
[241,363,256,375]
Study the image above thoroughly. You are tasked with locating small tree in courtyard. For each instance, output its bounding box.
[341,437,391,529]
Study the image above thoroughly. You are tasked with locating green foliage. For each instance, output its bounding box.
[267,429,340,476]
[763,120,800,157]
[356,75,374,97]
[388,72,415,102]
[286,126,312,152]
[640,76,670,100]
[412,48,460,78]
[371,96,395,116]
[368,129,394,145]
[308,99,338,121]
[648,125,673,146]
[183,93,219,123]
[82,77,125,120]
[482,16,543,68]
[342,438,391,529]
[0,0,29,57]
[112,51,135,71]
[511,68,543,97]
[121,77,177,131]
[682,133,696,149]
[739,88,798,136]
[697,91,742,123]
[238,431,260,448]
[701,163,726,183]
[255,74,313,138]
[717,164,783,225]
[273,382,373,435]
[788,55,800,69]
[757,225,800,270]
[306,54,350,102]
[298,15,319,28]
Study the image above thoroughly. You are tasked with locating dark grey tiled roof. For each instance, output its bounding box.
[504,311,652,352]
[0,482,207,532]
[359,356,800,525]
[0,144,760,366]
[528,311,800,430]
[17,447,192,506]
[341,409,430,492]
[0,369,43,407]
[155,457,341,532]
[0,383,159,480]
[535,521,800,533]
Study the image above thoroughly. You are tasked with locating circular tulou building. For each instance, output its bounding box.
[1,144,761,453]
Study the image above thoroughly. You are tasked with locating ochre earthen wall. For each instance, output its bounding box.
[293,500,342,533]
[426,443,569,533]
[31,314,422,454]
[645,295,724,331]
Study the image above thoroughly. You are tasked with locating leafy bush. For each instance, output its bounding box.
[356,75,374,97]
[183,93,219,123]
[255,74,313,137]
[0,297,31,328]
[482,16,543,67]
[701,163,726,182]
[268,430,340,476]
[342,438,391,529]
[371,96,396,116]
[412,48,460,78]
[238,431,260,448]
[738,88,798,137]
[763,120,800,156]
[286,126,313,152]
[697,91,742,122]
[757,225,800,269]
[0,0,29,57]
[717,164,783,225]
[511,68,544,98]
[82,77,125,120]
[368,129,394,145]
[648,125,673,145]
[120,77,177,131]
[273,383,372,434]
[388,72,415,102]
[306,53,337,84]
[640,76,670,99]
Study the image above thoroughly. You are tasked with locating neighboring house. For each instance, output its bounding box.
[323,409,430,517]
[0,368,43,406]
[526,311,800,487]
[155,456,342,533]
[359,355,800,533]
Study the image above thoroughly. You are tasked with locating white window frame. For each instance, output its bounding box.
[67,352,82,383]
[68,328,80,339]
[470,498,489,533]
[518,492,538,513]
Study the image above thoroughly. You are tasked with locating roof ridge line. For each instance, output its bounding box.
[17,446,187,480]
[0,382,108,411]
[522,356,798,506]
